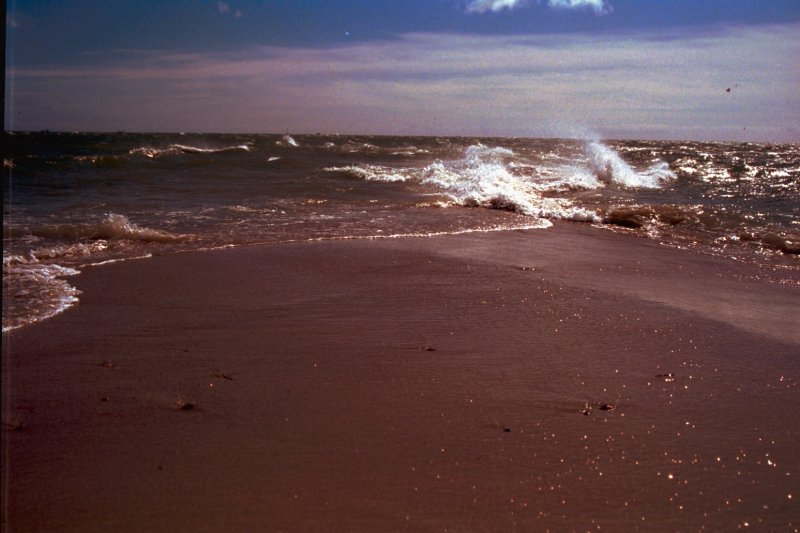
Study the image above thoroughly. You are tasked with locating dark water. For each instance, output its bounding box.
[3,132,799,331]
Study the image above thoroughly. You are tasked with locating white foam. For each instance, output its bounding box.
[532,165,603,192]
[170,143,251,154]
[130,143,251,158]
[420,144,600,223]
[94,213,187,243]
[586,141,675,188]
[2,262,81,333]
[277,135,299,147]
[324,165,411,182]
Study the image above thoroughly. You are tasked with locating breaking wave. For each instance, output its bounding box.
[324,165,411,182]
[130,143,252,158]
[326,141,676,225]
[586,141,676,188]
[417,141,676,223]
[3,213,187,332]
[276,135,299,147]
[33,213,189,244]
[2,260,80,332]
[420,144,599,222]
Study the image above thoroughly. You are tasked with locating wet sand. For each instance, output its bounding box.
[3,223,799,531]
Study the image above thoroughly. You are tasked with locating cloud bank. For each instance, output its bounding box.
[6,24,799,141]
[466,0,609,14]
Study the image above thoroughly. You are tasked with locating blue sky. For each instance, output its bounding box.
[5,0,800,141]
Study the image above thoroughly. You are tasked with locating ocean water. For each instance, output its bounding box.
[3,132,799,332]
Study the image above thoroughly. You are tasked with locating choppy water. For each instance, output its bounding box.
[3,132,799,331]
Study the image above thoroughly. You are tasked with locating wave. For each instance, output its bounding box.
[324,165,411,182]
[318,140,429,156]
[276,135,299,147]
[340,142,380,154]
[599,205,699,229]
[391,146,431,156]
[420,144,599,222]
[170,143,252,154]
[130,143,252,158]
[585,141,676,188]
[321,141,678,228]
[735,230,800,255]
[2,262,81,333]
[4,213,187,332]
[33,213,189,244]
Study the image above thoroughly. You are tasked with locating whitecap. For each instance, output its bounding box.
[419,144,599,223]
[277,135,299,147]
[324,165,411,183]
[93,213,187,243]
[585,141,675,188]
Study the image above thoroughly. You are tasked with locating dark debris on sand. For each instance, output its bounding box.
[581,402,617,415]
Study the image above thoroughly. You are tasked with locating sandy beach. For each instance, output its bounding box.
[3,223,799,531]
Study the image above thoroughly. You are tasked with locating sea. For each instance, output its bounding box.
[3,132,799,332]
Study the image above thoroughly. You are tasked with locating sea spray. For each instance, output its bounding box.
[277,135,300,147]
[586,140,676,188]
[420,144,599,222]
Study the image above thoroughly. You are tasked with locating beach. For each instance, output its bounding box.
[2,223,799,531]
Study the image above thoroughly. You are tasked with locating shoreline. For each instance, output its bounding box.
[3,223,799,531]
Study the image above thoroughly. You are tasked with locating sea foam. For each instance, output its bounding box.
[277,135,299,147]
[586,141,676,188]
[324,165,411,182]
[32,214,188,245]
[420,144,599,222]
[2,261,81,333]
[130,143,252,158]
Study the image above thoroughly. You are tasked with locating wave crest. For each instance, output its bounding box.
[34,214,188,244]
[130,143,252,158]
[324,165,411,182]
[276,135,299,147]
[586,141,675,188]
[421,144,599,222]
[94,214,187,243]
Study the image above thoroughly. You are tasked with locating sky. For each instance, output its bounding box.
[5,0,800,141]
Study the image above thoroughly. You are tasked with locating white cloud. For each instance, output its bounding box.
[547,0,610,14]
[466,0,527,14]
[467,0,610,14]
